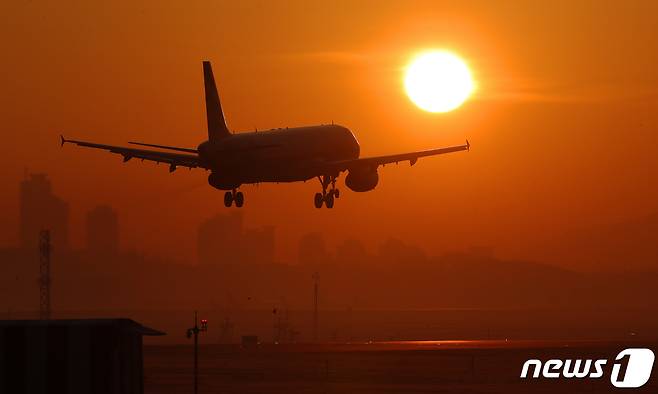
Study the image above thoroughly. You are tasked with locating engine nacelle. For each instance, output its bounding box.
[208,172,241,190]
[345,168,379,192]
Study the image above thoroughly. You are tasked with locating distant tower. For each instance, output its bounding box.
[313,272,319,341]
[39,230,51,320]
[85,205,119,255]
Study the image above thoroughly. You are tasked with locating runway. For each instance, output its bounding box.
[144,339,657,393]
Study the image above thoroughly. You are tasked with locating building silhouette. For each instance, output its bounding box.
[19,173,69,251]
[197,212,275,264]
[86,205,119,256]
[243,225,275,264]
[298,232,328,265]
[198,212,243,264]
[336,238,368,264]
[377,238,427,265]
[0,318,164,394]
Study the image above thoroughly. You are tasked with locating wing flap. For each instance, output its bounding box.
[61,136,203,170]
[328,140,470,172]
[128,141,198,153]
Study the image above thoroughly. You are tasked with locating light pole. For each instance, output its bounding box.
[187,311,208,394]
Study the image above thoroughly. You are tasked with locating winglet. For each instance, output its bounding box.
[60,135,67,147]
[466,139,470,151]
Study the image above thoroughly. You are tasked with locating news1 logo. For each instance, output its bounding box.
[520,348,655,388]
[611,349,655,388]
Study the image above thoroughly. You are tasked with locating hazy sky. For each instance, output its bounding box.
[2,0,658,266]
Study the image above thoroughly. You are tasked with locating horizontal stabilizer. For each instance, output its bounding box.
[128,141,198,153]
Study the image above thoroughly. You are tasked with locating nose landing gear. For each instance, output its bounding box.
[314,175,339,209]
[224,189,244,208]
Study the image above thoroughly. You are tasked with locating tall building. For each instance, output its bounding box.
[243,225,275,263]
[298,232,328,265]
[197,212,276,264]
[336,238,368,264]
[85,205,119,255]
[197,212,244,264]
[19,173,69,251]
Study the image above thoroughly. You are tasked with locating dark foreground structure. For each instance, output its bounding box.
[0,319,164,394]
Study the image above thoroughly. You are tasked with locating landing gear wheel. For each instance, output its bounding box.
[324,193,335,209]
[224,191,233,207]
[333,189,340,199]
[234,191,244,207]
[314,192,324,208]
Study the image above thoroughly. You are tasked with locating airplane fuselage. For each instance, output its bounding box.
[199,124,360,189]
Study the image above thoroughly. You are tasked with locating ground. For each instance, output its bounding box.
[144,340,658,393]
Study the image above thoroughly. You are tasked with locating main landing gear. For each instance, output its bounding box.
[314,175,339,209]
[224,189,244,208]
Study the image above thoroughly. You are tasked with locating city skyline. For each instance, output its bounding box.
[8,171,658,271]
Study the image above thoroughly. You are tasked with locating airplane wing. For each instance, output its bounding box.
[60,136,204,172]
[329,140,470,172]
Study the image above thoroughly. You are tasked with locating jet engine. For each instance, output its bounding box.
[208,172,240,190]
[345,167,379,192]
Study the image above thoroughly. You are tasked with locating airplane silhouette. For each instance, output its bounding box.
[62,61,469,208]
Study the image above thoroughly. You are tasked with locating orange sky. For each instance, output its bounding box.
[2,0,658,267]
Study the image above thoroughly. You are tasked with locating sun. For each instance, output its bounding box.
[404,51,475,113]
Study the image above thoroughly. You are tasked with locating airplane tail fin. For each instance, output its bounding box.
[203,61,231,141]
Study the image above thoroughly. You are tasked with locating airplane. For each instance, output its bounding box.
[61,61,469,208]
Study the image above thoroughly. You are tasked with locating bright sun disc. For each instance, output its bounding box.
[404,51,475,113]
